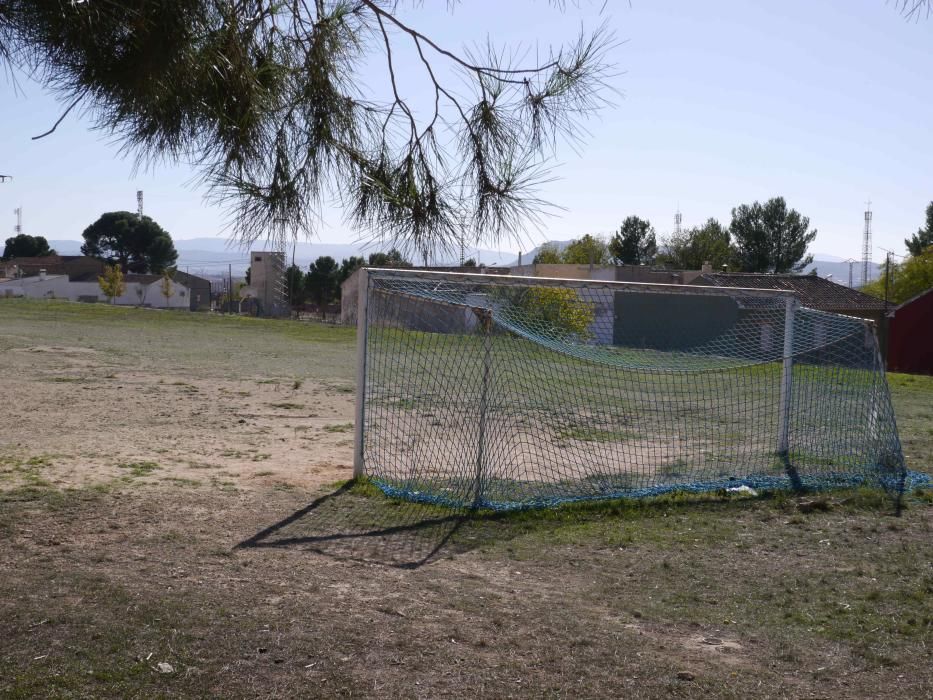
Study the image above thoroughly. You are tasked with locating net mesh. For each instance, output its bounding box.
[359,270,919,511]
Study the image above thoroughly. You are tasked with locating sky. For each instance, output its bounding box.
[0,0,930,263]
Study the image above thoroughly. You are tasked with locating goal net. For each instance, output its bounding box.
[353,268,911,511]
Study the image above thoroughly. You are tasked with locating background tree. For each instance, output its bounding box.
[244,266,251,286]
[532,243,563,264]
[367,249,411,268]
[658,218,732,270]
[338,256,366,285]
[862,247,933,305]
[4,2,615,259]
[609,216,657,265]
[462,258,477,268]
[729,197,816,273]
[97,264,125,304]
[1,234,55,260]
[305,256,340,319]
[81,212,178,274]
[285,264,306,309]
[562,234,610,265]
[521,287,595,340]
[905,201,933,256]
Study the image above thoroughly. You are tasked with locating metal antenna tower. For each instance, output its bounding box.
[674,207,682,236]
[137,190,144,218]
[861,201,872,285]
[13,207,22,234]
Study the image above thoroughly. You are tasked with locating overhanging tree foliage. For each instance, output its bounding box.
[2,1,615,258]
[729,197,816,273]
[80,211,178,274]
[1,233,55,260]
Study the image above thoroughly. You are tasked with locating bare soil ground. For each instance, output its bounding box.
[0,300,931,699]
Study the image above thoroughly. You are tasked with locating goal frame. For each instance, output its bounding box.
[352,267,805,482]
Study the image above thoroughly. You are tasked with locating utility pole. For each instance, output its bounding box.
[228,263,233,314]
[862,201,873,286]
[883,252,891,314]
[842,258,857,288]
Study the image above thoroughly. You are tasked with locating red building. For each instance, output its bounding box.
[887,288,933,375]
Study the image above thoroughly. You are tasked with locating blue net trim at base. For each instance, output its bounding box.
[369,470,933,513]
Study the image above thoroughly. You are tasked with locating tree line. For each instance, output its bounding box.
[1,211,179,274]
[276,249,412,318]
[534,196,818,274]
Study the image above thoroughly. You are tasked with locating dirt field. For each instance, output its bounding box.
[1,300,931,699]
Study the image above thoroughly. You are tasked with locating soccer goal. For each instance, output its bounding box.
[353,268,909,511]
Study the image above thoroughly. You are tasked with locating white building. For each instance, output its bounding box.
[0,271,190,309]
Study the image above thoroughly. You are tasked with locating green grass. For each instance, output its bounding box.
[887,372,933,475]
[0,299,355,383]
[118,461,160,477]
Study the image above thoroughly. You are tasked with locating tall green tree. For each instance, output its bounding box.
[284,264,306,309]
[532,243,563,264]
[561,234,610,265]
[305,256,340,319]
[1,234,55,260]
[338,256,366,283]
[2,1,615,257]
[862,247,933,305]
[609,216,657,265]
[80,211,178,274]
[658,218,732,270]
[905,201,933,257]
[729,197,816,273]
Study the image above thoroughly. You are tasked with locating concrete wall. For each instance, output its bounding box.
[340,268,361,326]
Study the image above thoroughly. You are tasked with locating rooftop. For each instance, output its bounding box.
[693,273,887,312]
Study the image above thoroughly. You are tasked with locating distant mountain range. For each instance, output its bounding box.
[48,237,517,278]
[46,237,882,285]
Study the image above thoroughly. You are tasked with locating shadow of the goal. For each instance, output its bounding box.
[235,480,486,569]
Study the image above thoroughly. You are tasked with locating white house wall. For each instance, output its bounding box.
[0,276,190,309]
